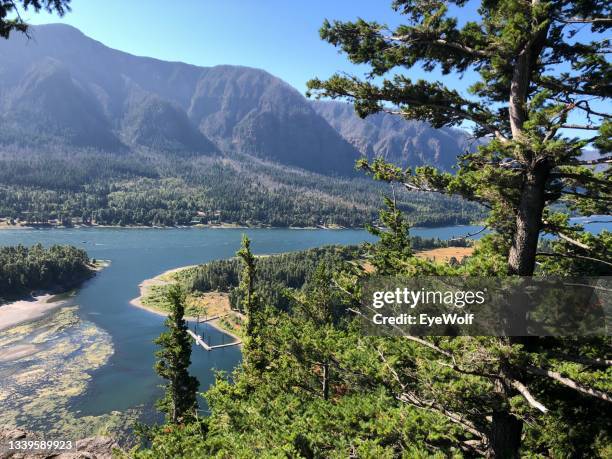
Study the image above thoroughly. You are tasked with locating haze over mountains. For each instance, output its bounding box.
[0,24,472,174]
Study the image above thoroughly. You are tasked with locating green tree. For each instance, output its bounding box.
[365,193,413,275]
[154,285,199,424]
[307,0,611,276]
[0,0,70,38]
[237,234,257,335]
[307,1,612,456]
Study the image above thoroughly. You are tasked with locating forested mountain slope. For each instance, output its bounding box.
[0,24,483,227]
[0,24,359,174]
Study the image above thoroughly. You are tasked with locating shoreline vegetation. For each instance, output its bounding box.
[130,266,244,342]
[0,259,109,332]
[0,220,485,231]
[129,244,475,343]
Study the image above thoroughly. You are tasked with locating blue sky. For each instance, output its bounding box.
[26,0,479,95]
[24,0,607,138]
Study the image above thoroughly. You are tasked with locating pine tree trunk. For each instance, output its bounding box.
[489,409,523,457]
[507,163,550,275]
[487,372,522,457]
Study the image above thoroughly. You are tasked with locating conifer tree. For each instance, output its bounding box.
[308,0,611,276]
[236,234,268,370]
[365,193,413,275]
[237,234,257,334]
[307,2,611,456]
[154,285,199,424]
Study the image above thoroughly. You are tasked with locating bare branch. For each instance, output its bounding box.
[577,156,612,166]
[554,16,612,24]
[450,226,488,240]
[509,379,548,413]
[561,124,602,130]
[542,220,594,250]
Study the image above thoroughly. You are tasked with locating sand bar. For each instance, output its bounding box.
[0,294,67,332]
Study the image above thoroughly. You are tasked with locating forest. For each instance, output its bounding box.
[184,245,365,312]
[180,237,462,311]
[0,244,93,302]
[0,149,484,228]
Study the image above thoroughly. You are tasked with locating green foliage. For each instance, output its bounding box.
[0,0,70,39]
[236,235,257,317]
[0,243,92,301]
[135,1,611,457]
[153,285,199,425]
[186,245,364,311]
[0,150,484,228]
[365,194,413,275]
[308,0,611,276]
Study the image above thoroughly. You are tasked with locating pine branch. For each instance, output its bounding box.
[560,124,602,130]
[559,190,611,202]
[554,17,612,24]
[376,347,489,445]
[509,379,549,413]
[576,156,612,166]
[541,221,593,250]
[550,173,612,188]
[544,352,612,368]
[386,34,491,58]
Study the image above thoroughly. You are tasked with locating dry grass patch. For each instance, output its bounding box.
[415,247,474,263]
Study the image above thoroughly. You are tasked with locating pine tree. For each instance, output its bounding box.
[307,0,611,276]
[365,192,413,275]
[237,234,257,333]
[307,2,611,456]
[236,234,268,371]
[154,285,199,424]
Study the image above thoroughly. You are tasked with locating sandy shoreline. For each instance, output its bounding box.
[0,294,68,332]
[0,262,108,333]
[129,265,197,310]
[0,223,353,231]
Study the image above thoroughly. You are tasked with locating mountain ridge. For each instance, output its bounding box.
[0,24,468,174]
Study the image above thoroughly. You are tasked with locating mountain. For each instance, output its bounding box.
[312,100,478,171]
[0,24,485,228]
[0,24,359,174]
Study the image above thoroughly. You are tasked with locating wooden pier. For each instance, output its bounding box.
[187,329,241,352]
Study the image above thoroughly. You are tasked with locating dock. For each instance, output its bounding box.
[187,329,241,352]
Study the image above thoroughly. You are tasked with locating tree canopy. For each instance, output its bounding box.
[307,0,611,276]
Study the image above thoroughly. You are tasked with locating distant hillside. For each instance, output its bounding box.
[0,24,486,228]
[312,101,479,171]
[0,24,359,174]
